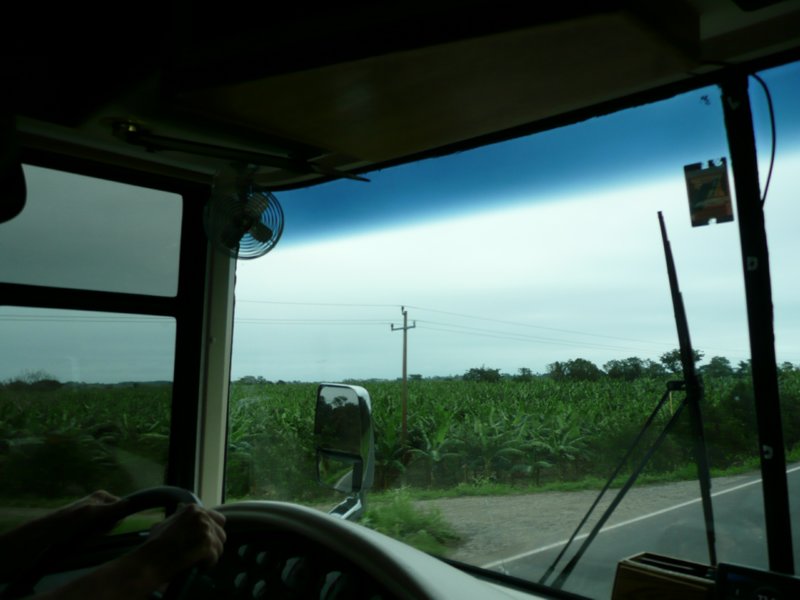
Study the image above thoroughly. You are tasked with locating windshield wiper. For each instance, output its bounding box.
[540,212,717,590]
[657,210,717,568]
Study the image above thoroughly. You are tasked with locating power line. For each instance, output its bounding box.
[418,318,656,349]
[0,315,170,324]
[406,304,678,346]
[0,312,755,359]
[236,299,400,308]
[236,302,752,357]
[237,299,739,355]
[410,306,753,358]
[418,324,755,365]
[235,318,391,325]
[416,323,636,352]
[238,299,680,349]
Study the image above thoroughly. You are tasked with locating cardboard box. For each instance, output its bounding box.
[612,552,715,600]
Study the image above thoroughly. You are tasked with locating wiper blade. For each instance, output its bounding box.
[541,212,718,590]
[658,210,717,568]
[538,385,675,587]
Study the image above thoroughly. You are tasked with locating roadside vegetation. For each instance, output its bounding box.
[2,352,799,548]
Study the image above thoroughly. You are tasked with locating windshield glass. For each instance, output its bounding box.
[226,60,800,598]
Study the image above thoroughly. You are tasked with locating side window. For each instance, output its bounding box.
[0,308,175,506]
[0,165,182,296]
[0,165,187,532]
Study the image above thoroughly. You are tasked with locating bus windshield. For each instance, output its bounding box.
[223,60,800,598]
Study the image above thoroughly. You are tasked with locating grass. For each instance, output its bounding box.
[364,451,791,504]
[361,488,461,556]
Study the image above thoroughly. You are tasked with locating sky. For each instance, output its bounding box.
[230,152,800,382]
[1,62,799,383]
[227,62,800,382]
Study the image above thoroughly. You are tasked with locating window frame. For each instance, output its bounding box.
[1,148,211,493]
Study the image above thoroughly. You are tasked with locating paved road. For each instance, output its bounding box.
[485,466,800,599]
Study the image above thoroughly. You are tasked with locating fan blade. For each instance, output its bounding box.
[249,221,274,243]
[220,224,244,249]
[243,192,269,221]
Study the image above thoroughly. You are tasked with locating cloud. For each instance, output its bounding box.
[233,149,800,381]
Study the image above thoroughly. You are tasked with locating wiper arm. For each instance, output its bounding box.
[541,212,718,590]
[658,211,717,568]
[538,384,676,587]
[544,382,690,590]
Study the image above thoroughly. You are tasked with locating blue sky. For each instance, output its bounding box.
[229,158,798,381]
[274,62,797,248]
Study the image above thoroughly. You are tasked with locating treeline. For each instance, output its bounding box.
[462,350,798,383]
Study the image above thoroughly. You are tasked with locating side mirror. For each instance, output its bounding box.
[314,383,375,520]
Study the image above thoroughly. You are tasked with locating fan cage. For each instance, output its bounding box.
[238,189,284,259]
[204,186,285,260]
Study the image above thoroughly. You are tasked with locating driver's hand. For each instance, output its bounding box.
[0,490,130,584]
[131,504,227,586]
[51,490,130,538]
[17,504,227,600]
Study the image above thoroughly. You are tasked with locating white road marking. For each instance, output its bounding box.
[482,464,800,569]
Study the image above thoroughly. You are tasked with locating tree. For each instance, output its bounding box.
[547,358,602,382]
[547,361,567,381]
[659,348,704,374]
[642,359,667,378]
[463,366,502,383]
[236,375,267,385]
[5,370,61,390]
[779,362,797,375]
[736,359,752,377]
[700,356,734,378]
[568,358,603,381]
[604,357,645,381]
[516,367,534,382]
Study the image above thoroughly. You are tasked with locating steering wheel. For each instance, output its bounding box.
[122,486,202,515]
[1,486,202,600]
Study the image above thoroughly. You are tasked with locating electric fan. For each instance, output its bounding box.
[204,164,284,259]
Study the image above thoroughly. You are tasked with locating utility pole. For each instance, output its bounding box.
[391,306,416,444]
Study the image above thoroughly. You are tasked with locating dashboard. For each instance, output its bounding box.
[18,500,560,600]
[177,501,551,600]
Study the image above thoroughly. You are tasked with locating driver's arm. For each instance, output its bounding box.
[0,491,129,581]
[32,503,226,600]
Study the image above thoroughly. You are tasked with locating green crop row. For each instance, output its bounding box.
[226,373,800,500]
[2,373,799,505]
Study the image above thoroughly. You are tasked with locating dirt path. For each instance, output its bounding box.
[416,471,759,566]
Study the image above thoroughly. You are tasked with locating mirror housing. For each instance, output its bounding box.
[314,383,375,520]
